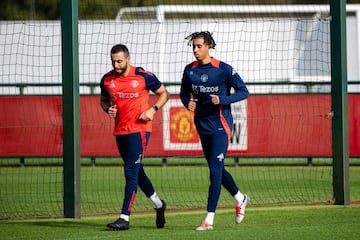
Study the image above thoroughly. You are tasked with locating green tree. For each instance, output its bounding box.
[1,0,360,20]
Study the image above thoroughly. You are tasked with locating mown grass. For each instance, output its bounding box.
[1,158,359,240]
[1,205,359,240]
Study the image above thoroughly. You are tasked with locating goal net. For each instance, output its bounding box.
[0,2,340,219]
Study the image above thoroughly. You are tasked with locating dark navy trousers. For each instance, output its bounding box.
[115,132,155,215]
[200,131,239,212]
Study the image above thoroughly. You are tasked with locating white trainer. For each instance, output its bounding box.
[196,221,213,231]
[235,194,249,224]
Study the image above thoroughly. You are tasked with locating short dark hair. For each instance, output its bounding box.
[110,44,129,56]
[185,31,216,49]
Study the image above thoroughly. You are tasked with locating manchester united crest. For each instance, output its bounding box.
[170,108,198,143]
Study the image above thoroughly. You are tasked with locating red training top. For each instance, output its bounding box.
[100,65,162,135]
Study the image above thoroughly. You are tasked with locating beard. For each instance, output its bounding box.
[114,66,127,75]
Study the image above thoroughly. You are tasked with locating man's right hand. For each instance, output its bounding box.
[108,105,117,118]
[188,99,197,112]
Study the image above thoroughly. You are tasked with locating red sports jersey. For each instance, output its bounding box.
[100,65,162,135]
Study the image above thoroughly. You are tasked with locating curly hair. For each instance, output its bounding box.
[185,31,216,49]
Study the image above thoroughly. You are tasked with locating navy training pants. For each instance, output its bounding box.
[115,132,155,215]
[200,131,239,212]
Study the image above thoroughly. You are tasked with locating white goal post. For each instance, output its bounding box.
[117,4,334,22]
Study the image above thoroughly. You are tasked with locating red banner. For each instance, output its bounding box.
[0,94,359,157]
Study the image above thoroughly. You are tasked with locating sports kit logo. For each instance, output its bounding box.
[217,153,224,162]
[192,84,219,94]
[117,92,139,98]
[200,74,208,82]
[109,79,116,88]
[130,80,139,88]
[134,154,142,164]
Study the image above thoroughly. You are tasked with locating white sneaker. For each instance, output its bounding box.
[196,221,213,231]
[235,194,249,224]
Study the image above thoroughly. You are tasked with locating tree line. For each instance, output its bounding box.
[0,0,354,20]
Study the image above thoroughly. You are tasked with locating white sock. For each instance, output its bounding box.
[234,191,245,205]
[120,214,129,222]
[150,192,163,209]
[205,212,215,225]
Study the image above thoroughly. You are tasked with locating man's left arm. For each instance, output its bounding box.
[152,85,170,110]
[139,84,169,121]
[219,67,249,105]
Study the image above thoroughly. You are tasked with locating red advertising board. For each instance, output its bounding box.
[0,94,359,157]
